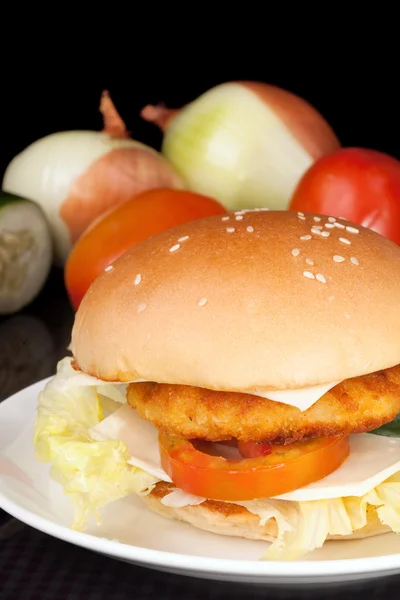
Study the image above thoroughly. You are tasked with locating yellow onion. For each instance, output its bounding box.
[3,91,185,265]
[141,81,340,211]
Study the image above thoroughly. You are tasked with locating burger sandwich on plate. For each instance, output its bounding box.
[33,209,400,560]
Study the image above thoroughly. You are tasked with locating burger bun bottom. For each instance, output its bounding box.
[140,484,390,545]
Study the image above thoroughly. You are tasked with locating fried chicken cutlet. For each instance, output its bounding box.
[127,364,400,444]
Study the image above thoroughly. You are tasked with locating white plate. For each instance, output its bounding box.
[1,379,400,586]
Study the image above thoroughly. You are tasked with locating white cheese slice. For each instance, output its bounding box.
[91,405,400,506]
[161,489,206,507]
[90,404,172,482]
[242,380,342,411]
[61,356,341,412]
[275,433,400,501]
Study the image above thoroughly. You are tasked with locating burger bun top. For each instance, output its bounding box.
[71,209,400,392]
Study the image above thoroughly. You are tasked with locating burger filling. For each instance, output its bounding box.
[33,357,400,561]
[124,365,400,501]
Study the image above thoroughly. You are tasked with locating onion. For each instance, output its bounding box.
[141,81,340,212]
[2,91,186,265]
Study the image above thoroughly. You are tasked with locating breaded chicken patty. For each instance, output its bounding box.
[127,364,400,444]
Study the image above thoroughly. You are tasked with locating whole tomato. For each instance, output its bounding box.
[289,147,400,245]
[65,188,226,310]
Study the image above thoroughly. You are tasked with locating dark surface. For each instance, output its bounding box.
[1,50,400,180]
[1,270,400,599]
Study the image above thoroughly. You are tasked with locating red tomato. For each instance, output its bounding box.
[64,188,226,310]
[289,147,400,245]
[159,432,350,501]
[238,440,272,458]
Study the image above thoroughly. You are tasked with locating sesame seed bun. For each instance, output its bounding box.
[71,209,400,391]
[140,482,390,543]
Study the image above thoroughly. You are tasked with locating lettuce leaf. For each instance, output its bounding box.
[33,357,158,530]
[234,479,400,560]
[371,414,400,438]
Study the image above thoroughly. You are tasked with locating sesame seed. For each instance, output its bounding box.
[221,216,230,221]
[226,227,235,233]
[312,225,323,229]
[338,216,348,220]
[291,248,300,257]
[303,271,315,279]
[104,265,113,272]
[169,244,181,252]
[134,274,142,285]
[247,226,254,233]
[313,216,321,222]
[298,215,306,220]
[300,235,312,240]
[137,303,146,313]
[234,210,246,215]
[339,237,351,245]
[297,212,305,217]
[328,217,336,223]
[334,222,345,229]
[333,255,345,262]
[316,273,326,283]
[325,223,335,229]
[198,297,207,307]
[346,226,359,234]
[311,227,322,235]
[235,215,244,221]
[350,257,359,265]
[178,235,189,242]
[321,231,330,237]
[305,258,314,265]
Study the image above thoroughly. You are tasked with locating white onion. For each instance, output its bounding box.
[2,91,185,265]
[141,81,340,212]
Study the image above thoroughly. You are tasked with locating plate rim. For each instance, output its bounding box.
[1,377,400,580]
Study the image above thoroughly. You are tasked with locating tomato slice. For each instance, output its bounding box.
[158,433,350,501]
[238,440,272,458]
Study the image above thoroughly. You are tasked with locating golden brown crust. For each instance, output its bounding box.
[71,210,400,391]
[127,364,400,443]
[141,482,390,543]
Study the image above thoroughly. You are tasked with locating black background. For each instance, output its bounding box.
[1,43,399,181]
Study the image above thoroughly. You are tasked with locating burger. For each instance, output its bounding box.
[33,209,400,561]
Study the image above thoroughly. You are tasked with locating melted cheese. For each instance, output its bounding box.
[91,405,400,506]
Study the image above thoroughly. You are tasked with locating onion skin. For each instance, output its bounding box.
[59,146,184,246]
[239,82,339,161]
[140,104,179,132]
[100,90,131,138]
[141,81,340,212]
